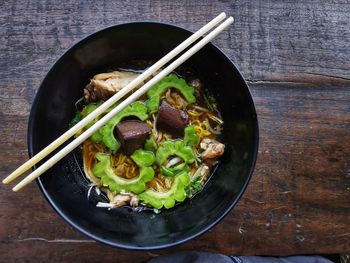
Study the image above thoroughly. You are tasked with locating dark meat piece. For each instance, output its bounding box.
[156,101,189,137]
[116,120,151,155]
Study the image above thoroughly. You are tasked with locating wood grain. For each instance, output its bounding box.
[0,0,349,262]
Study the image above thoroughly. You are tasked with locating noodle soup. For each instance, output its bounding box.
[72,69,225,211]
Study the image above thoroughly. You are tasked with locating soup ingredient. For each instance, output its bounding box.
[82,140,104,185]
[81,101,104,118]
[130,149,155,167]
[186,164,210,197]
[116,120,151,155]
[159,163,190,177]
[165,157,182,168]
[159,166,177,177]
[156,140,195,166]
[93,151,155,194]
[156,101,189,137]
[144,138,157,153]
[84,71,140,102]
[146,74,196,112]
[138,171,190,209]
[92,101,148,152]
[111,193,139,207]
[165,89,188,109]
[200,138,225,159]
[72,102,106,140]
[184,125,200,147]
[203,93,216,112]
[70,112,83,127]
[99,193,139,208]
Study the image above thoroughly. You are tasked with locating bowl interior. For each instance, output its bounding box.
[28,22,258,249]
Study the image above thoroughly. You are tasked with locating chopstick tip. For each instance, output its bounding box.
[227,16,234,24]
[12,182,24,191]
[3,169,22,184]
[2,177,10,184]
[12,186,20,192]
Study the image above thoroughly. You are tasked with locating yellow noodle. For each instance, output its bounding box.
[188,110,203,117]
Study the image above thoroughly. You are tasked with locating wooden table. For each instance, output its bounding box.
[1,1,349,262]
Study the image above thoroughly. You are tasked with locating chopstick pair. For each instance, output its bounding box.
[3,13,234,191]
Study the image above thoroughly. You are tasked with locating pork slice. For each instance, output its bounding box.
[156,101,189,137]
[116,120,151,155]
[84,71,140,102]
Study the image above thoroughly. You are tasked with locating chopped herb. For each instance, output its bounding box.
[203,93,216,112]
[191,176,202,192]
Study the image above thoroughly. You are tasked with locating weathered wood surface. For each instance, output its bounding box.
[1,0,349,262]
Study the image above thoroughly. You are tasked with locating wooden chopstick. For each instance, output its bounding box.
[3,12,227,185]
[10,16,234,191]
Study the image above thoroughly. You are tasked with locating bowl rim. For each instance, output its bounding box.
[27,21,259,250]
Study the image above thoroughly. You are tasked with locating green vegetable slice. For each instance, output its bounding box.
[86,103,104,141]
[69,112,82,127]
[74,101,103,129]
[184,125,200,147]
[93,151,155,194]
[81,102,103,118]
[70,101,105,140]
[131,149,155,167]
[92,101,148,152]
[160,164,190,177]
[146,74,196,112]
[144,138,157,153]
[160,166,176,177]
[171,163,190,173]
[156,140,195,165]
[138,171,190,209]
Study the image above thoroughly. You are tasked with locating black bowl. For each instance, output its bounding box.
[28,22,258,249]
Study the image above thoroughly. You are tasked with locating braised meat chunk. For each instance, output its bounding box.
[200,138,225,159]
[116,120,151,155]
[156,101,189,137]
